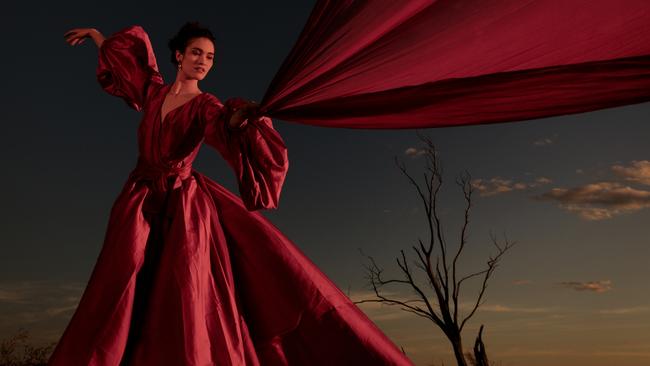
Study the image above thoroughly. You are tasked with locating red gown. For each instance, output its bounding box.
[48,25,414,366]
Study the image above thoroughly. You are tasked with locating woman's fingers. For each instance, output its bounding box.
[64,30,80,44]
[243,101,259,111]
[231,101,261,123]
[242,102,261,119]
[64,29,80,40]
[64,28,92,46]
[233,109,245,119]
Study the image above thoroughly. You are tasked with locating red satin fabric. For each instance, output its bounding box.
[48,25,414,365]
[261,0,650,128]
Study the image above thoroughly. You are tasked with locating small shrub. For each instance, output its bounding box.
[0,328,56,366]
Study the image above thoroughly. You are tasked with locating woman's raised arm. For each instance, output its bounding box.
[65,25,164,112]
[64,28,105,48]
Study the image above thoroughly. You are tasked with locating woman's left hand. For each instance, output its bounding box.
[229,100,261,129]
[244,100,261,120]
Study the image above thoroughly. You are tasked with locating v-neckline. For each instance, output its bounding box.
[160,84,203,124]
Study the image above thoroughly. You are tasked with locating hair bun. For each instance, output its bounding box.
[167,21,216,67]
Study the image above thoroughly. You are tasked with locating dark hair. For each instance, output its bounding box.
[167,21,216,67]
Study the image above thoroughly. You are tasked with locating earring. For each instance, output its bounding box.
[177,62,182,70]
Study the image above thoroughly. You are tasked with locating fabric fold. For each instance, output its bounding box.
[261,0,650,128]
[202,95,289,211]
[96,25,164,112]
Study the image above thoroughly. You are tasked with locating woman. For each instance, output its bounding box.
[51,22,414,366]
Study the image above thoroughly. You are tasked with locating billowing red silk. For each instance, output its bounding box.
[261,0,650,128]
[48,26,414,365]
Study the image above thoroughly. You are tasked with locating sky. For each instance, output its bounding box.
[1,1,649,365]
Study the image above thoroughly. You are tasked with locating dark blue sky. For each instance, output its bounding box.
[2,1,649,365]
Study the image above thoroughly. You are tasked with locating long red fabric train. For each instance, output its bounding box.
[48,25,414,365]
[261,0,650,128]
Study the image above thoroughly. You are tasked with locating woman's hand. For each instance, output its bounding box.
[64,28,105,48]
[229,100,261,129]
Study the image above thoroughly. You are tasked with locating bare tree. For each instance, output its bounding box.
[354,132,515,366]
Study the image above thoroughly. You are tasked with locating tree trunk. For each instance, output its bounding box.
[473,325,489,366]
[449,332,468,366]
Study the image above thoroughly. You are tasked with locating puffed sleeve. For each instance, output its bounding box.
[96,25,164,112]
[202,96,289,211]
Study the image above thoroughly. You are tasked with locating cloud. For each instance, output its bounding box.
[557,280,613,293]
[475,304,552,313]
[512,279,532,285]
[404,147,427,157]
[472,176,552,197]
[611,160,650,186]
[347,290,417,321]
[0,280,83,305]
[0,288,25,302]
[536,182,650,220]
[0,280,84,331]
[454,301,557,315]
[472,177,515,196]
[597,306,650,315]
[347,291,554,319]
[533,137,555,146]
[45,304,79,316]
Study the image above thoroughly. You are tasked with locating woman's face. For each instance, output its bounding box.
[176,37,215,80]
